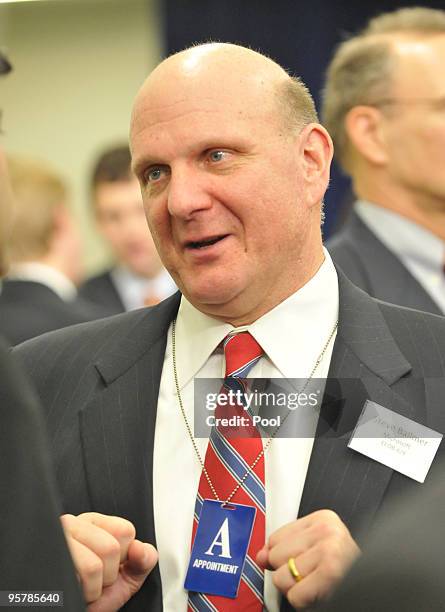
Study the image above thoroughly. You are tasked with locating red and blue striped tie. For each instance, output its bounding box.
[188,332,265,611]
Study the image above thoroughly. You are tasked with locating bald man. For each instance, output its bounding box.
[14,43,445,611]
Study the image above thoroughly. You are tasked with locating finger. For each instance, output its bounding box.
[274,540,358,609]
[267,528,320,570]
[268,509,341,549]
[267,516,347,569]
[268,520,305,550]
[65,535,103,604]
[272,551,317,595]
[61,514,121,587]
[256,545,273,570]
[286,565,342,610]
[87,541,158,612]
[78,513,136,562]
[124,540,158,579]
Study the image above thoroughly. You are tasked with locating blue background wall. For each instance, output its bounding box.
[162,0,445,238]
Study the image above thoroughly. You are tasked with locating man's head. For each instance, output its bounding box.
[130,43,333,325]
[322,7,445,212]
[7,156,84,283]
[91,145,164,278]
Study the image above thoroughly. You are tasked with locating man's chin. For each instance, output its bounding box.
[182,286,242,313]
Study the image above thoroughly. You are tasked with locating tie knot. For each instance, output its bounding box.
[223,332,263,378]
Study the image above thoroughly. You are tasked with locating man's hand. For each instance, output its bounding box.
[257,510,360,609]
[61,512,158,612]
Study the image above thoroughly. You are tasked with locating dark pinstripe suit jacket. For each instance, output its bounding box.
[14,271,445,611]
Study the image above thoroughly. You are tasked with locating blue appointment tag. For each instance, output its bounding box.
[184,499,256,598]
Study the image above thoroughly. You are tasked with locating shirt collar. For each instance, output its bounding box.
[111,265,176,310]
[111,265,152,290]
[173,248,339,388]
[7,262,77,301]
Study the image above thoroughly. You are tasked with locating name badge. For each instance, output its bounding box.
[348,400,442,483]
[184,499,256,598]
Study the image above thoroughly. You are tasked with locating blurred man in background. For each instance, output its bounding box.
[324,7,445,315]
[0,51,84,607]
[0,156,103,345]
[80,145,176,315]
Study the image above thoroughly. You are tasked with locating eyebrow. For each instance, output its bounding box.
[131,153,167,179]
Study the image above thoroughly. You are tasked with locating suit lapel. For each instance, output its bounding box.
[78,293,181,608]
[80,334,167,539]
[299,272,414,539]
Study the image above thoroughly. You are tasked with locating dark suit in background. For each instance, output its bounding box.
[0,279,106,345]
[327,211,442,316]
[14,271,445,611]
[0,336,84,607]
[320,469,445,612]
[79,267,177,316]
[79,269,125,316]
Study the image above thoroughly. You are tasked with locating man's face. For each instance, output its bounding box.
[131,61,323,324]
[94,177,162,278]
[379,35,445,209]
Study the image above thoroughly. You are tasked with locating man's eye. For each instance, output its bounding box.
[208,150,227,163]
[145,166,166,183]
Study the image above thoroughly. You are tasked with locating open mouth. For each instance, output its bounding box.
[186,235,228,249]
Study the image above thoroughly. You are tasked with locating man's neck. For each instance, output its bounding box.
[38,254,79,284]
[354,177,445,241]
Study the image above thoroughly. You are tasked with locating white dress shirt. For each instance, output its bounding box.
[153,249,339,611]
[356,200,445,314]
[110,266,177,311]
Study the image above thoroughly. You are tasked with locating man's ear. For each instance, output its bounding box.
[298,123,333,208]
[344,105,388,166]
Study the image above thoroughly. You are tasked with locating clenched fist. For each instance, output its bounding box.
[257,510,360,609]
[61,512,158,611]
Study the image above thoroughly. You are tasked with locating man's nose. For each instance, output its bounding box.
[167,165,212,219]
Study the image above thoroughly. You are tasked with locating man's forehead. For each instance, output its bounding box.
[131,74,280,154]
[133,87,265,130]
[137,70,280,114]
[390,33,445,60]
[388,34,445,93]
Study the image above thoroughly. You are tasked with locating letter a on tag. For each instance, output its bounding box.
[185,500,256,598]
[205,518,232,558]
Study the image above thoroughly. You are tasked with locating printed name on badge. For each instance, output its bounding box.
[348,400,442,483]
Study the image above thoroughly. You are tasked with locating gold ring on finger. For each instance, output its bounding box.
[288,557,303,583]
